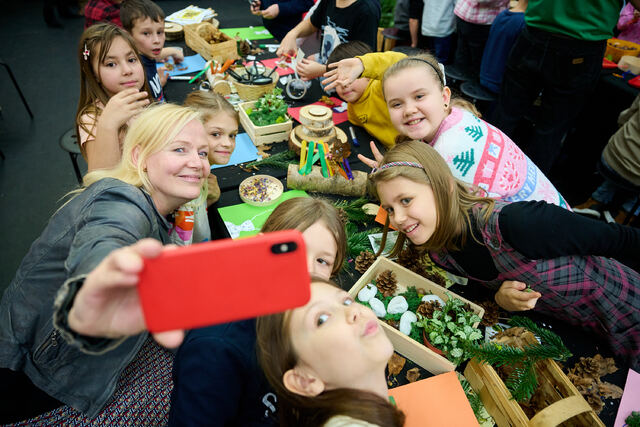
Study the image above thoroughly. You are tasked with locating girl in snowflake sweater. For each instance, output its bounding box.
[324,52,568,208]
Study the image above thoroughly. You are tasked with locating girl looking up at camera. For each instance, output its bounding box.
[76,23,152,173]
[368,140,640,369]
[324,52,568,207]
[257,278,405,427]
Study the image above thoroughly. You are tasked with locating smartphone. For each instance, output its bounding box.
[138,230,310,332]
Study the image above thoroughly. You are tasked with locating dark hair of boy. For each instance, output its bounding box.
[120,0,165,32]
[327,40,372,65]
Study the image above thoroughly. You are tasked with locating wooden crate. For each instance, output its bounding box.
[347,256,484,375]
[184,22,238,63]
[238,101,292,146]
[464,333,604,427]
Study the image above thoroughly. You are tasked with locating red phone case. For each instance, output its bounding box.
[138,229,311,332]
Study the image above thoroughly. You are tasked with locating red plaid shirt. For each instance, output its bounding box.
[84,0,123,29]
[454,0,509,25]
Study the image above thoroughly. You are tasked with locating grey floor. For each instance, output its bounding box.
[0,0,261,295]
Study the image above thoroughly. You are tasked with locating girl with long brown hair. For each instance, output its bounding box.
[75,23,152,173]
[369,140,640,370]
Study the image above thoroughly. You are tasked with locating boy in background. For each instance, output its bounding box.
[120,0,184,102]
[326,41,402,148]
[85,0,123,29]
[249,0,315,42]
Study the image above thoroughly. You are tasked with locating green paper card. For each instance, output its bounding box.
[218,190,308,239]
[219,26,273,40]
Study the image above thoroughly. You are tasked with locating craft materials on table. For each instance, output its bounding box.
[165,6,217,25]
[388,371,479,427]
[218,190,308,239]
[614,369,640,427]
[158,54,207,77]
[348,126,360,147]
[247,57,294,77]
[288,98,349,125]
[239,175,284,206]
[219,26,273,40]
[211,133,260,170]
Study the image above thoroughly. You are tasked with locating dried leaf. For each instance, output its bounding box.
[598,382,623,399]
[406,367,421,383]
[387,353,406,376]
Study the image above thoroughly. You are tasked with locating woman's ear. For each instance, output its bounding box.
[132,146,144,170]
[283,366,325,397]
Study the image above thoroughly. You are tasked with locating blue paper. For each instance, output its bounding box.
[211,133,261,169]
[157,54,207,77]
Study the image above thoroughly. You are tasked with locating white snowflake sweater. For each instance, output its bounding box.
[429,107,569,208]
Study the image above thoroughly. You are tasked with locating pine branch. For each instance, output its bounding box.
[345,222,377,260]
[244,150,297,170]
[333,197,375,225]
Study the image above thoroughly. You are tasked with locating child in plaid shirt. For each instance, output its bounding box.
[84,0,123,29]
[369,141,640,369]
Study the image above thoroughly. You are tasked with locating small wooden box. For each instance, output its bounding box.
[184,22,238,63]
[238,101,292,146]
[464,333,604,427]
[347,256,484,375]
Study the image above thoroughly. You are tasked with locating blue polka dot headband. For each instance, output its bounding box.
[371,161,424,174]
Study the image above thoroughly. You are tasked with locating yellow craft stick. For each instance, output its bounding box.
[319,140,333,176]
[299,140,308,170]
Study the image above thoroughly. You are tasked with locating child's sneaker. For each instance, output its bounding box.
[573,197,605,219]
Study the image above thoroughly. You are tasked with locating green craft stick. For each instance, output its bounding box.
[318,144,329,178]
[300,141,316,175]
[188,62,210,84]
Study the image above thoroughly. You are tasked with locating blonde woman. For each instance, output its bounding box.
[0,104,209,424]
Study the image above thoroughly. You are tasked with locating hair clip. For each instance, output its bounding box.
[83,44,90,61]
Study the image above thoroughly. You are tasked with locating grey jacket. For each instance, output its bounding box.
[0,178,171,418]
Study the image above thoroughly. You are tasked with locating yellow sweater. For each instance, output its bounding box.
[347,51,407,148]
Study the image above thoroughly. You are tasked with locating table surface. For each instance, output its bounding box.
[163,38,628,427]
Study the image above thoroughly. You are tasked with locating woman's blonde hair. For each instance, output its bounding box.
[367,141,495,256]
[82,103,204,194]
[256,278,405,427]
[381,52,481,118]
[261,197,346,276]
[75,23,152,158]
[183,90,239,124]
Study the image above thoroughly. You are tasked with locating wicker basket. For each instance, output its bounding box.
[184,22,238,63]
[231,68,278,101]
[605,38,640,63]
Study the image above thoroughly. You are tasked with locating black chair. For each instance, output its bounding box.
[0,58,34,119]
[59,128,83,184]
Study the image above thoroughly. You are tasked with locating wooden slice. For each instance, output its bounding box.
[165,22,184,41]
[288,126,348,155]
[299,105,333,130]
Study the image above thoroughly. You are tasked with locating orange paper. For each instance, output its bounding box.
[388,371,479,427]
[374,206,397,230]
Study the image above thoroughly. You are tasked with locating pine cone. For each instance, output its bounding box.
[337,207,349,225]
[478,300,501,327]
[376,269,398,297]
[397,247,425,276]
[355,251,376,273]
[385,318,400,329]
[570,356,602,379]
[416,301,441,319]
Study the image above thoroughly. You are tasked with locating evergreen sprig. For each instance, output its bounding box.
[345,222,378,261]
[244,150,297,170]
[332,197,375,225]
[466,316,572,402]
[626,411,640,427]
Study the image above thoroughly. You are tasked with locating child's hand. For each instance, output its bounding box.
[276,33,297,59]
[170,47,184,63]
[297,58,325,81]
[261,3,279,19]
[158,66,169,86]
[68,239,185,349]
[494,281,542,312]
[100,88,149,130]
[357,140,384,169]
[250,0,262,15]
[322,58,365,91]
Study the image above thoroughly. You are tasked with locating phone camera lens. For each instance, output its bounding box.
[279,243,288,253]
[271,241,298,254]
